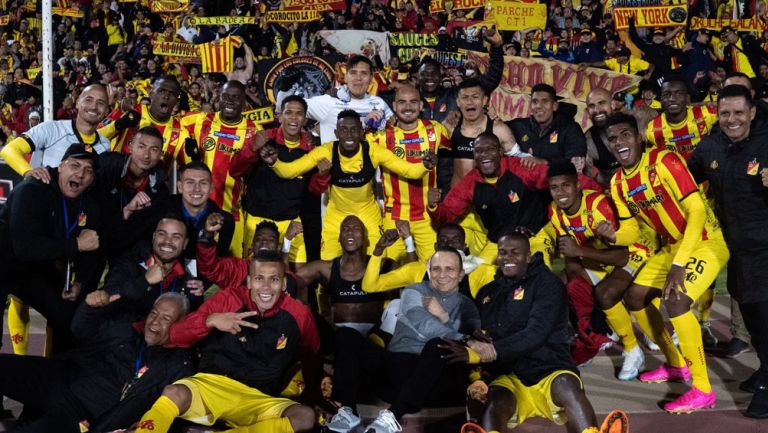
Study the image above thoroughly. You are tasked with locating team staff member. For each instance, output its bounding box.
[441,232,605,433]
[182,80,263,257]
[230,95,316,265]
[584,89,621,185]
[134,251,319,433]
[598,113,729,413]
[428,134,601,262]
[261,110,435,260]
[0,292,193,433]
[0,84,111,176]
[687,85,768,417]
[0,144,102,353]
[508,83,587,167]
[95,126,170,258]
[367,85,451,262]
[99,76,186,168]
[645,77,717,159]
[534,161,657,377]
[167,161,235,260]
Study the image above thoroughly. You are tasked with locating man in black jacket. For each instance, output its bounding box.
[97,215,205,322]
[0,291,192,433]
[628,18,683,89]
[0,144,101,353]
[687,85,768,418]
[442,232,602,433]
[95,125,170,259]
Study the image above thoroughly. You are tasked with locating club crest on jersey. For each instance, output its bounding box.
[508,191,520,203]
[79,420,90,433]
[747,158,760,176]
[513,286,524,300]
[549,131,558,143]
[439,103,447,112]
[276,333,288,350]
[710,160,718,170]
[649,170,660,187]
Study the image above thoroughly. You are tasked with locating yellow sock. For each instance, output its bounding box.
[8,298,29,355]
[582,428,599,433]
[135,395,180,433]
[604,302,637,351]
[670,311,711,393]
[633,304,685,368]
[226,417,294,433]
[697,286,715,322]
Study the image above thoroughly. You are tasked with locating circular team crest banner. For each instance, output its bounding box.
[263,56,335,104]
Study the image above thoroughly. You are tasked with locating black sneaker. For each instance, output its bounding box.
[741,371,760,394]
[747,388,768,418]
[724,338,751,359]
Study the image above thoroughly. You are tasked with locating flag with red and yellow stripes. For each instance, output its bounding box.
[198,36,243,73]
[367,120,450,221]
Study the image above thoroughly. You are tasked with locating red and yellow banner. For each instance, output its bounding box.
[429,0,486,14]
[690,17,767,33]
[265,10,321,23]
[152,41,200,58]
[490,1,547,31]
[51,7,84,17]
[150,0,189,13]
[283,0,347,12]
[613,5,688,30]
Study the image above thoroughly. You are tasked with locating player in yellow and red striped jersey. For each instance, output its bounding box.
[598,113,729,413]
[645,78,717,160]
[366,85,451,262]
[99,77,186,169]
[181,81,263,258]
[534,160,658,377]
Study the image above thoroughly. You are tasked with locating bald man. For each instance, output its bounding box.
[366,85,451,262]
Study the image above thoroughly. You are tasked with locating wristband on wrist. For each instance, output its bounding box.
[404,236,416,253]
[282,237,292,254]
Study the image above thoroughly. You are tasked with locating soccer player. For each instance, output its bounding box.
[261,109,434,260]
[230,95,316,265]
[597,112,729,413]
[645,77,717,159]
[182,80,263,257]
[441,232,605,433]
[367,85,451,262]
[99,76,187,168]
[534,160,657,377]
[134,251,319,433]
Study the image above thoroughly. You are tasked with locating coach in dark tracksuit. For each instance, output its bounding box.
[0,144,102,353]
[687,85,768,418]
[0,292,192,433]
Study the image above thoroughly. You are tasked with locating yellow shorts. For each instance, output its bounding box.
[382,214,436,263]
[244,213,307,263]
[583,248,651,286]
[632,234,729,301]
[490,370,581,427]
[176,373,297,428]
[321,207,382,261]
[459,211,489,258]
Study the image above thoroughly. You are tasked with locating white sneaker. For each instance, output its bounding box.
[326,406,361,433]
[701,321,718,347]
[642,332,660,351]
[618,345,645,381]
[364,409,402,433]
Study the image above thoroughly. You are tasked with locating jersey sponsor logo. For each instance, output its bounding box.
[747,158,760,176]
[202,137,216,151]
[276,333,288,350]
[627,184,648,197]
[668,133,695,142]
[399,137,424,145]
[213,131,241,141]
[566,225,587,233]
[631,193,665,212]
[217,142,239,154]
[393,147,406,158]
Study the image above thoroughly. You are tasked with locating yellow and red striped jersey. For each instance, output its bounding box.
[367,120,450,221]
[610,148,717,244]
[198,36,242,73]
[645,105,717,160]
[181,112,262,218]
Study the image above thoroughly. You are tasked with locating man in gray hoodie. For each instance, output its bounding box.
[326,247,481,433]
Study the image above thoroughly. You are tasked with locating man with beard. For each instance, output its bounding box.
[94,216,205,322]
[0,84,111,177]
[182,80,263,257]
[416,30,504,122]
[441,232,613,433]
[0,144,102,353]
[367,85,451,262]
[598,112,729,413]
[95,126,170,259]
[687,85,768,417]
[645,77,717,160]
[0,292,193,433]
[584,89,621,185]
[99,77,187,169]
